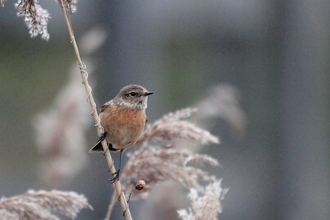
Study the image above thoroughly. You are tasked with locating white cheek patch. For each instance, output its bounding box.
[118,97,147,110]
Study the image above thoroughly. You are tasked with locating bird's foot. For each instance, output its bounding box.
[109,169,121,184]
[98,132,107,142]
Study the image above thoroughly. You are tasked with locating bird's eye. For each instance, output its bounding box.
[129,92,136,97]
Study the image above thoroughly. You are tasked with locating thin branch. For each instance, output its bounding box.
[57,1,132,219]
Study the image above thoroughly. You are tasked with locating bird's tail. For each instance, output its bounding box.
[89,140,104,153]
[89,132,107,153]
[89,141,118,153]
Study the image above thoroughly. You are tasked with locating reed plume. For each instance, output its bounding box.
[0,190,92,219]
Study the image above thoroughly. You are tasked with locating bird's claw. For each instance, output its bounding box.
[109,169,121,184]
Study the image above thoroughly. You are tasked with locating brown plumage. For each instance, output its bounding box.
[89,85,153,153]
[89,85,153,178]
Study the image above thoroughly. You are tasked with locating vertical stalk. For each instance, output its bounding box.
[58,1,133,219]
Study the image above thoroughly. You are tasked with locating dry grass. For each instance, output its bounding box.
[106,108,226,220]
[0,190,92,219]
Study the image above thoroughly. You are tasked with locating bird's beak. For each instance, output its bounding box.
[145,91,154,96]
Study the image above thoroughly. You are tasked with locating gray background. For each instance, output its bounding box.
[1,0,330,219]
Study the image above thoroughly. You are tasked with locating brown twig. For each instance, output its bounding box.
[58,1,132,219]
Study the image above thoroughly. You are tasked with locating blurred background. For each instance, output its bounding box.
[1,0,330,219]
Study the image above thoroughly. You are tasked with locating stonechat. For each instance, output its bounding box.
[89,84,153,177]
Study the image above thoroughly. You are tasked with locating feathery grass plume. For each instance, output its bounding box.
[15,0,50,41]
[107,109,219,204]
[106,108,221,219]
[136,108,219,148]
[195,84,246,138]
[33,27,105,189]
[79,26,107,55]
[177,181,227,220]
[132,86,242,220]
[0,190,92,219]
[33,69,92,189]
[121,148,219,199]
[1,0,6,7]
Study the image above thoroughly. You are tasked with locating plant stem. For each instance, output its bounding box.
[58,1,133,219]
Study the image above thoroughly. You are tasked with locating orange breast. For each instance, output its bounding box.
[100,104,146,150]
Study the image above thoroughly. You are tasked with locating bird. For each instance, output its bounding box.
[89,84,153,181]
